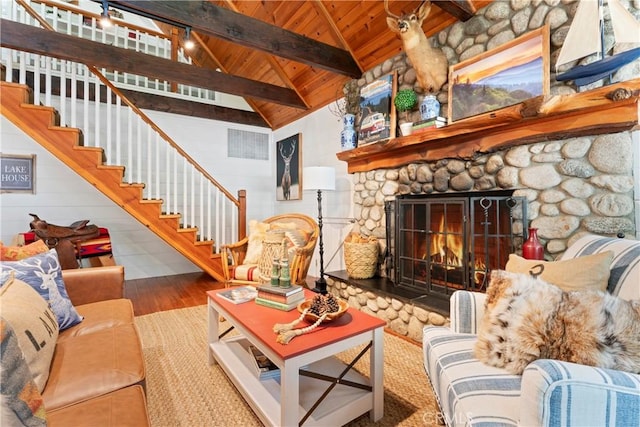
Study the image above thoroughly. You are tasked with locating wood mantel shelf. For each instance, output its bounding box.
[337,79,640,173]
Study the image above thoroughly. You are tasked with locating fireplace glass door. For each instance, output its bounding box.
[394,192,525,305]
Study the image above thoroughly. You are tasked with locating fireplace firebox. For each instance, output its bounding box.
[386,191,527,311]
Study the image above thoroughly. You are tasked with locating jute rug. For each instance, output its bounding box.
[135,305,440,426]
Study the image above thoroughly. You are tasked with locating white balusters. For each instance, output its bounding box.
[0,0,240,249]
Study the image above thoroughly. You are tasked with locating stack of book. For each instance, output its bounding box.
[254,284,305,311]
[412,116,447,134]
[247,344,279,380]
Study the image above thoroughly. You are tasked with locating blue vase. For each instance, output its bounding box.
[420,95,440,120]
[340,113,357,150]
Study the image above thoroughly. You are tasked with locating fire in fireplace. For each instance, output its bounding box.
[387,190,527,311]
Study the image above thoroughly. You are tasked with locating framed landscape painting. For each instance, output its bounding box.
[276,133,301,201]
[448,26,550,123]
[357,72,396,146]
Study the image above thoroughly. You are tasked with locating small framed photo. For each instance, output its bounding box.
[357,72,397,146]
[448,26,550,123]
[1,154,36,194]
[276,133,301,201]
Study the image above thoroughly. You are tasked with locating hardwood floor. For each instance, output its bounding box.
[124,272,225,316]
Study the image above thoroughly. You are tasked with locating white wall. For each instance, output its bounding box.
[273,107,353,278]
[0,103,353,280]
[0,116,202,279]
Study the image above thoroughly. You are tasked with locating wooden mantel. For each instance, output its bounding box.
[337,79,640,174]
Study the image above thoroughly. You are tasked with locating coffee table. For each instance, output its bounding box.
[207,289,386,426]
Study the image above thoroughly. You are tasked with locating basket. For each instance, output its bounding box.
[257,231,285,282]
[343,236,378,279]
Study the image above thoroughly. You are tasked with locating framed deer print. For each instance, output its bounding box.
[357,72,396,146]
[448,26,550,123]
[276,133,301,201]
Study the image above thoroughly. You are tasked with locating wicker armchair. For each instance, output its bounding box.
[220,213,319,288]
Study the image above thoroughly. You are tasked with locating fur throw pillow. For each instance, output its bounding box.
[474,270,640,375]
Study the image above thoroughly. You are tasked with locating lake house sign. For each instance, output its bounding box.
[1,154,35,193]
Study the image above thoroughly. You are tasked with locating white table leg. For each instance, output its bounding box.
[207,299,219,365]
[280,362,300,427]
[370,327,384,421]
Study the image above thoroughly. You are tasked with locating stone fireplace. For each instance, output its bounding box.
[327,126,637,341]
[326,0,639,341]
[389,191,526,312]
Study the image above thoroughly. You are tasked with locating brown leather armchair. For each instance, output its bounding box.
[221,213,319,287]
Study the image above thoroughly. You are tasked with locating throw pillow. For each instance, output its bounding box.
[244,220,270,265]
[282,229,310,262]
[475,270,640,375]
[0,319,47,426]
[0,249,83,330]
[505,251,614,292]
[0,240,49,261]
[1,274,59,393]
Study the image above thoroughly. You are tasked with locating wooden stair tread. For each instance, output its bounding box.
[0,81,226,281]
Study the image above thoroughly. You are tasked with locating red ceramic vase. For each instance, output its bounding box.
[522,227,544,260]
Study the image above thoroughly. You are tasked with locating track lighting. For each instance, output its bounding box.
[95,1,196,51]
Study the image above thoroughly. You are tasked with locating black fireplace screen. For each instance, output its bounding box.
[389,191,526,305]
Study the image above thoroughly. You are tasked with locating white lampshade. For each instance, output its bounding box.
[303,166,335,191]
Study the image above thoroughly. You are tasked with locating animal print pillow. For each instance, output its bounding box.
[475,269,640,375]
[505,251,613,292]
[0,249,83,330]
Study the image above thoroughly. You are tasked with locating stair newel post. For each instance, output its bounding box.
[237,189,247,241]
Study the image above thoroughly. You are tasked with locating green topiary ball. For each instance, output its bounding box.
[394,89,417,113]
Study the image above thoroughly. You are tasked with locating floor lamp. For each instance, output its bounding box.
[303,166,335,294]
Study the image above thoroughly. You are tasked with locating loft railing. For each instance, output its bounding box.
[3,0,215,103]
[2,1,244,251]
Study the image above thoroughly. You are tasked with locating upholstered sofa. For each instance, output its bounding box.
[1,257,149,426]
[423,235,640,426]
[221,213,319,287]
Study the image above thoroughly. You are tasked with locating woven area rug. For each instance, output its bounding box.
[135,305,440,426]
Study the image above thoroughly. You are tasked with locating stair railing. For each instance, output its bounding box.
[8,0,215,104]
[2,1,246,252]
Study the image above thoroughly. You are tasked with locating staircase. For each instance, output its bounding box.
[1,81,230,281]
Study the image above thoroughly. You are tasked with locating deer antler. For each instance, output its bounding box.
[383,0,400,19]
[47,254,60,275]
[279,141,295,162]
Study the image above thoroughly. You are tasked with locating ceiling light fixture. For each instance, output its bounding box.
[99,0,112,28]
[184,26,195,50]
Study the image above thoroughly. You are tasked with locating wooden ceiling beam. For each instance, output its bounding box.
[434,0,478,22]
[0,19,307,109]
[108,1,362,78]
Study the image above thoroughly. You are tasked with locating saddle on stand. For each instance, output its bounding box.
[29,213,101,269]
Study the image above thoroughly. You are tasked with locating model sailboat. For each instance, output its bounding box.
[556,0,640,86]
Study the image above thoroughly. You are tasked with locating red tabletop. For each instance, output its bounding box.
[208,289,386,360]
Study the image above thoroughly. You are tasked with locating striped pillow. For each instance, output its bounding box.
[232,264,258,281]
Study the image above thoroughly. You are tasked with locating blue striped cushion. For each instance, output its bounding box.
[520,360,640,426]
[560,235,639,300]
[450,290,486,334]
[423,327,521,426]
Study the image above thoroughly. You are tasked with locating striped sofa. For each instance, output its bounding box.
[423,235,640,426]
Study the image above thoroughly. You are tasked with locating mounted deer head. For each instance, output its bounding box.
[385,0,448,93]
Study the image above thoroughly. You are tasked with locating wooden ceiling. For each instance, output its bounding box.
[1,1,491,129]
[108,0,493,130]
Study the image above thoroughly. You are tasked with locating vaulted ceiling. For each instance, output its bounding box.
[2,0,493,129]
[111,0,493,129]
